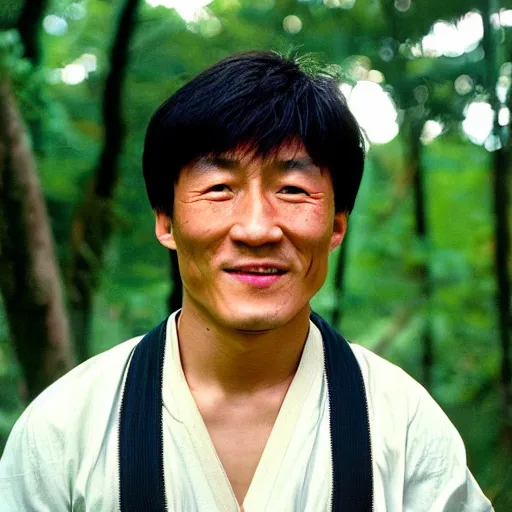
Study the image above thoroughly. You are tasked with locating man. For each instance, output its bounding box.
[0,51,493,511]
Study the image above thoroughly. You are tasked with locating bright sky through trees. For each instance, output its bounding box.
[343,81,399,145]
[145,0,214,22]
[41,3,512,149]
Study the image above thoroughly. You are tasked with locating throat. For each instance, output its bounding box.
[177,306,310,394]
[177,296,309,394]
[192,383,289,506]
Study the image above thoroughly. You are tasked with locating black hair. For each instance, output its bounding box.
[143,51,365,215]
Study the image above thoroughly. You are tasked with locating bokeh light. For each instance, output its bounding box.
[419,11,483,58]
[345,81,399,145]
[421,120,444,145]
[283,15,302,34]
[491,9,512,28]
[58,54,97,85]
[61,64,87,85]
[146,0,214,22]
[454,75,474,95]
[498,107,510,127]
[323,0,356,9]
[43,15,68,36]
[462,102,494,146]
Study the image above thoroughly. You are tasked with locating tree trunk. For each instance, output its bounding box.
[16,0,47,64]
[68,0,140,361]
[484,0,512,447]
[405,118,433,390]
[15,0,48,153]
[377,0,433,389]
[0,79,74,402]
[492,147,512,445]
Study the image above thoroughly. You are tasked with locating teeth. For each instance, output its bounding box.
[244,267,280,274]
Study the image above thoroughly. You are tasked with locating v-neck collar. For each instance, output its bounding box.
[161,311,324,512]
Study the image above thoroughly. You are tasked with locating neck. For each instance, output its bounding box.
[176,302,311,395]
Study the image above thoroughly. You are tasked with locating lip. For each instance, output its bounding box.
[222,262,288,289]
[224,270,285,288]
[224,262,289,273]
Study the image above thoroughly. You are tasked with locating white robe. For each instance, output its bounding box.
[0,312,493,511]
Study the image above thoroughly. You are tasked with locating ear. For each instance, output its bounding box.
[330,211,347,251]
[155,212,177,250]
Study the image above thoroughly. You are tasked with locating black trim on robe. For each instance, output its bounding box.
[119,312,373,512]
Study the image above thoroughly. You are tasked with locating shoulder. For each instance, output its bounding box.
[0,335,145,509]
[349,343,426,417]
[348,344,459,469]
[349,343,461,435]
[1,334,143,467]
[348,345,493,510]
[34,334,143,425]
[348,343,459,440]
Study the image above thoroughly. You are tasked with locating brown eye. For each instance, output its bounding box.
[208,184,230,192]
[279,186,309,195]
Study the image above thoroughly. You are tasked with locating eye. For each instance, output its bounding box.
[207,184,230,193]
[279,186,309,195]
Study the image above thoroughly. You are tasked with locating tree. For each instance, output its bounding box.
[482,0,512,447]
[69,0,140,361]
[0,0,74,402]
[0,76,74,401]
[16,0,47,64]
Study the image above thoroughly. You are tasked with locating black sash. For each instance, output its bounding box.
[119,312,373,511]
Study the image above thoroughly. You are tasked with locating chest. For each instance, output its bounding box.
[195,394,284,504]
[112,314,376,511]
[160,391,333,512]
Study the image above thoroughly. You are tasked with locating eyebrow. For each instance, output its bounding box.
[198,156,239,170]
[195,155,317,172]
[274,157,315,170]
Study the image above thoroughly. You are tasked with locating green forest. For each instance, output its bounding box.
[0,0,510,508]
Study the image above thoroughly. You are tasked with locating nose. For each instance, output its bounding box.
[229,188,283,246]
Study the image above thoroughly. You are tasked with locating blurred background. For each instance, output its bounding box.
[0,0,510,508]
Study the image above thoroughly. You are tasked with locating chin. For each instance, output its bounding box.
[218,302,307,333]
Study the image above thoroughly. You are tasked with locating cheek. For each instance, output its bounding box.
[288,208,334,246]
[177,198,233,231]
[285,211,334,282]
[171,208,228,269]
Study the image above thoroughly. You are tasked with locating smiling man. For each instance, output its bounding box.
[0,52,493,511]
[159,146,342,333]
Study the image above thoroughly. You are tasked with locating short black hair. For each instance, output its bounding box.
[143,51,365,215]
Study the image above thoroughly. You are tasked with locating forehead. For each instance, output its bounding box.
[217,140,310,163]
[182,140,320,174]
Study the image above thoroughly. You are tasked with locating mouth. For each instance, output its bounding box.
[223,266,288,288]
[225,267,286,275]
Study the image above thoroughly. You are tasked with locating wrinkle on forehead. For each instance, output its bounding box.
[205,138,310,164]
[178,138,332,184]
[201,141,325,175]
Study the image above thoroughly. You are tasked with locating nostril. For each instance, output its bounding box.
[229,222,283,246]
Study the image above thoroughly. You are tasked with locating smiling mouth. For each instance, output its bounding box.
[225,268,287,275]
[223,267,287,288]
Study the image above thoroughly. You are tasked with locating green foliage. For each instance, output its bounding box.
[0,297,23,455]
[275,47,343,79]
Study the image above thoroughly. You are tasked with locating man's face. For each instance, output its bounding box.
[156,142,347,332]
